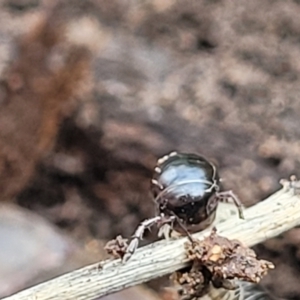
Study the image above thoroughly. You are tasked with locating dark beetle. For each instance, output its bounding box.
[152,152,223,234]
[123,151,244,262]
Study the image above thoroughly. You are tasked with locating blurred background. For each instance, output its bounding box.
[1,0,300,299]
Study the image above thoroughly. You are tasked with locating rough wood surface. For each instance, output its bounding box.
[3,185,300,300]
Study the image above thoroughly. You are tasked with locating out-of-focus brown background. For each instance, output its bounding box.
[1,0,300,299]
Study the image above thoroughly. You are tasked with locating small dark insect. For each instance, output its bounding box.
[123,151,244,262]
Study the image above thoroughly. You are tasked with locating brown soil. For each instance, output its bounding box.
[1,0,300,299]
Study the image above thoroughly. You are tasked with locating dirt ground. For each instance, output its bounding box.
[1,0,300,299]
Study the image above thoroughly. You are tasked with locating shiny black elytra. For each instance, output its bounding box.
[123,151,244,262]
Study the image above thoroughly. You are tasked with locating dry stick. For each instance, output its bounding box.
[3,186,300,300]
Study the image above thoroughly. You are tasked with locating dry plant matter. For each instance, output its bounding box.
[2,178,300,300]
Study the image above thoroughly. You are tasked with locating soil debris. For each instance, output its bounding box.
[105,235,129,259]
[280,175,300,195]
[173,228,274,299]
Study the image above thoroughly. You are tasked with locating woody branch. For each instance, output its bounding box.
[3,181,300,300]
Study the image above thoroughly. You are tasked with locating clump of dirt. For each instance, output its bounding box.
[172,228,274,299]
[105,235,128,259]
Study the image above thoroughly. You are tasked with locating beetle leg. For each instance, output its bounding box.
[167,211,195,244]
[216,190,245,219]
[158,223,173,240]
[123,214,174,262]
[176,218,195,243]
[206,194,219,216]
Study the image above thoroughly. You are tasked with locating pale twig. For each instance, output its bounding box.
[3,185,300,300]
